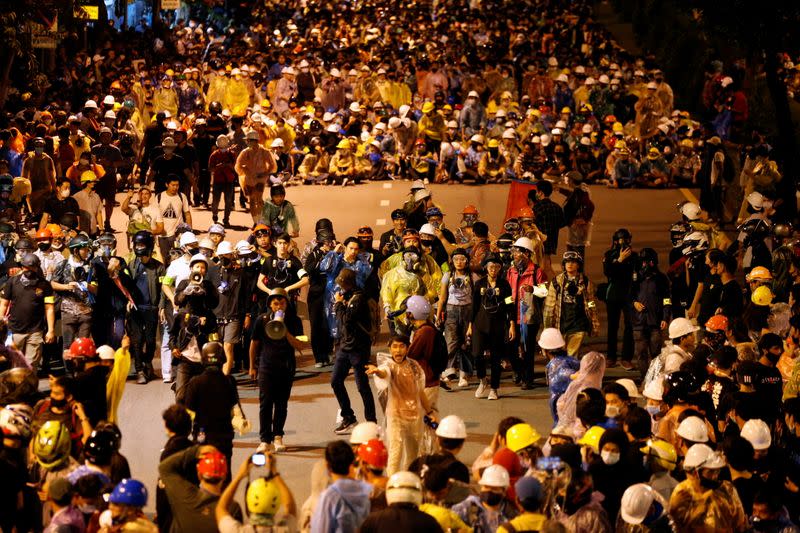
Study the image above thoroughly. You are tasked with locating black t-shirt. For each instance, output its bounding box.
[43,195,80,224]
[259,255,306,290]
[698,273,722,324]
[719,279,744,319]
[73,365,110,427]
[251,310,303,371]
[183,368,238,439]
[1,275,54,333]
[150,154,188,192]
[755,363,783,422]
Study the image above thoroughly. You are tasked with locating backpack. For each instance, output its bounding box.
[643,344,669,389]
[423,323,449,377]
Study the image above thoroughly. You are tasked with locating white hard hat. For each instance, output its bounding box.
[189,253,209,268]
[512,237,534,253]
[479,465,510,488]
[179,232,198,247]
[598,74,610,84]
[97,345,115,361]
[647,81,658,89]
[581,123,593,133]
[538,328,565,350]
[388,117,402,129]
[246,130,259,141]
[668,317,699,339]
[470,134,485,144]
[584,77,596,85]
[746,191,765,210]
[198,238,215,250]
[447,120,459,129]
[410,179,426,190]
[642,379,663,401]
[104,110,116,120]
[216,135,230,148]
[680,202,701,220]
[621,484,666,525]
[556,73,569,83]
[676,416,709,443]
[250,112,263,123]
[540,134,551,146]
[235,240,254,256]
[467,90,480,99]
[740,419,771,450]
[350,421,382,444]
[502,128,516,139]
[398,104,411,118]
[551,128,562,135]
[684,443,726,470]
[495,109,507,118]
[414,189,431,202]
[555,120,567,129]
[435,415,467,439]
[216,241,234,255]
[208,223,226,236]
[282,67,296,76]
[419,224,437,237]
[84,99,98,109]
[386,471,422,506]
[575,65,586,74]
[329,68,341,78]
[615,378,642,399]
[270,138,285,148]
[349,102,361,113]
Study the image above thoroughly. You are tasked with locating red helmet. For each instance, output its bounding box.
[197,450,227,480]
[68,338,97,359]
[705,314,729,332]
[603,114,618,125]
[357,439,388,469]
[462,205,479,215]
[415,138,426,147]
[35,228,53,241]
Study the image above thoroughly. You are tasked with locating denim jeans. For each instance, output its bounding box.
[330,349,376,422]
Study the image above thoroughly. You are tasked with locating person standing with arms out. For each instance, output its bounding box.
[330,268,376,434]
[603,228,637,369]
[471,254,515,400]
[249,288,305,453]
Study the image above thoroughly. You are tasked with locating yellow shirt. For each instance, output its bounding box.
[419,503,472,532]
[497,512,546,533]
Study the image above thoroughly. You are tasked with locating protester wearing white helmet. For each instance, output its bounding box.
[675,416,710,459]
[360,471,442,530]
[671,443,747,531]
[451,464,516,530]
[663,318,698,373]
[540,328,579,422]
[740,418,772,470]
[619,483,670,527]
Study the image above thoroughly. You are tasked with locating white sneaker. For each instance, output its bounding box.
[256,442,272,453]
[314,362,324,368]
[475,379,487,398]
[488,389,498,400]
[457,371,469,388]
[273,436,286,452]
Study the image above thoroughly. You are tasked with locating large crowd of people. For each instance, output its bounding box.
[0,0,799,531]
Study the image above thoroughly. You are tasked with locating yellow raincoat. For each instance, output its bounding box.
[224,78,251,116]
[379,253,442,303]
[106,345,131,424]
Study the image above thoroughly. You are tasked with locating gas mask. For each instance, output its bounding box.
[20,269,39,286]
[480,491,503,506]
[403,252,420,272]
[134,244,151,257]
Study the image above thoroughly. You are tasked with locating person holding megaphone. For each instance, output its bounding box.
[249,287,306,454]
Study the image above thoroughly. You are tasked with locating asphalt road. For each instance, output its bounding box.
[103,181,687,512]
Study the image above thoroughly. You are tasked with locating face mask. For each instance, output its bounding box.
[765,351,780,365]
[605,405,621,418]
[100,245,113,258]
[60,189,71,199]
[186,246,199,256]
[699,475,721,490]
[50,396,67,408]
[646,405,661,417]
[35,147,43,156]
[601,450,620,465]
[480,491,503,506]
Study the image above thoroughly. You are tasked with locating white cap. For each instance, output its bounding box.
[642,379,663,401]
[435,415,467,439]
[741,419,771,450]
[179,232,198,247]
[676,416,709,443]
[668,317,699,339]
[479,465,510,488]
[615,378,642,399]
[538,328,565,350]
[419,223,437,237]
[216,241,234,255]
[621,484,666,525]
[468,90,479,99]
[97,345,115,361]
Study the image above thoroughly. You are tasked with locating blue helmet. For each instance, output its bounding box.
[405,295,431,320]
[109,478,148,507]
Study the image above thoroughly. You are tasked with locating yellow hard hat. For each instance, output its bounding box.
[337,139,351,150]
[261,99,272,108]
[80,170,97,183]
[679,138,694,148]
[561,107,572,114]
[487,139,500,148]
[422,102,435,114]
[612,122,624,133]
[614,140,627,150]
[640,438,678,471]
[648,147,660,159]
[246,477,281,515]
[505,423,541,452]
[751,285,774,306]
[165,69,174,77]
[577,426,605,453]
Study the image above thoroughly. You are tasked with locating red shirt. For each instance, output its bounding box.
[208,148,237,184]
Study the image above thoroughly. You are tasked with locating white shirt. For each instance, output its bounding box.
[157,191,190,237]
[164,255,191,288]
[129,202,163,231]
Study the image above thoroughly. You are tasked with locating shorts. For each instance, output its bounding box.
[219,320,242,343]
[241,175,267,191]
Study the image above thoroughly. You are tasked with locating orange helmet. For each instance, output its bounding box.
[46,224,63,238]
[462,205,479,215]
[745,266,772,282]
[35,228,53,241]
[252,224,270,236]
[516,207,534,220]
[705,314,729,332]
[68,338,97,360]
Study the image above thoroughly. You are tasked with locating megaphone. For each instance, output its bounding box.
[266,310,287,340]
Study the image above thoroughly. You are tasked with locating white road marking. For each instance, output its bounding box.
[379,199,390,206]
[376,218,387,226]
[382,183,392,189]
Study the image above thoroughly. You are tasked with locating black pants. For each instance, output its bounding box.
[330,348,376,422]
[198,170,211,205]
[606,299,634,361]
[308,292,333,364]
[258,367,293,442]
[473,329,504,389]
[211,181,235,223]
[128,308,159,373]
